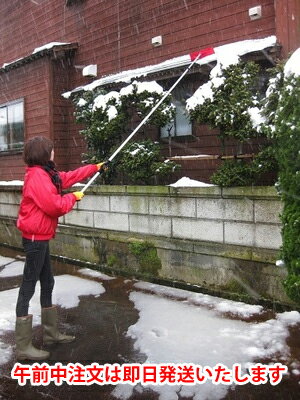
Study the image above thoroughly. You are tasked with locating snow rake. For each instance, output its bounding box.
[81,48,214,193]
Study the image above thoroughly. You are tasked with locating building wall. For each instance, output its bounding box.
[1,0,298,180]
[275,0,300,57]
[51,58,87,171]
[0,0,276,76]
[0,184,291,304]
[0,58,50,180]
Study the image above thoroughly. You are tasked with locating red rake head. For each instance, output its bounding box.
[190,47,215,61]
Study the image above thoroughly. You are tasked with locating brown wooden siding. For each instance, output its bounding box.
[275,0,300,57]
[0,0,299,181]
[0,0,276,77]
[0,58,50,180]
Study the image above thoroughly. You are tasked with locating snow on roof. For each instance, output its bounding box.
[212,36,277,68]
[32,41,71,54]
[284,47,300,77]
[186,35,277,111]
[1,42,72,69]
[2,58,23,68]
[62,54,192,98]
[62,35,277,99]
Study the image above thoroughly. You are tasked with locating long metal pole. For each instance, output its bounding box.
[81,52,201,193]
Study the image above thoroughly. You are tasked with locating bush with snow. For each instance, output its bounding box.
[187,61,276,186]
[187,61,261,142]
[119,140,180,184]
[72,81,176,183]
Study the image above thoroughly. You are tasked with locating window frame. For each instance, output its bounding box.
[160,80,193,140]
[0,98,25,154]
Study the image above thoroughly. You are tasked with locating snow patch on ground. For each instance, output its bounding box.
[0,255,15,266]
[78,268,115,280]
[113,290,299,400]
[0,261,24,277]
[134,281,263,318]
[0,271,105,366]
[0,275,105,333]
[169,177,216,187]
[0,340,12,366]
[52,275,105,308]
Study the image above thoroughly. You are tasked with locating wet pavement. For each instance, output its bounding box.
[0,245,299,400]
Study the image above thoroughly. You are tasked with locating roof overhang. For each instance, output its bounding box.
[63,36,280,98]
[0,43,78,73]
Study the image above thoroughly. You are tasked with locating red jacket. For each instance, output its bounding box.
[17,164,98,240]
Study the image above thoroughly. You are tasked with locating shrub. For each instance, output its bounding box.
[119,140,180,184]
[274,70,300,302]
[71,81,177,184]
[188,60,276,186]
[188,61,261,142]
[211,160,255,187]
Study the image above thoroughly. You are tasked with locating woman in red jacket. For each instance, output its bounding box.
[15,136,104,361]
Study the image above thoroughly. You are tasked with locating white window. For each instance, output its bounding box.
[0,99,24,152]
[160,85,192,138]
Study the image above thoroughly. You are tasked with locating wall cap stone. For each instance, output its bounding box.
[221,186,279,199]
[0,184,278,200]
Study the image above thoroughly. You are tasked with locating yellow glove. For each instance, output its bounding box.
[96,162,109,172]
[73,191,84,201]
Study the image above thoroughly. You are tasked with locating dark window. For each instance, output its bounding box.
[0,99,24,152]
[160,84,192,138]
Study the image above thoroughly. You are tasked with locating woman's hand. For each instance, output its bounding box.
[96,162,109,172]
[73,191,85,201]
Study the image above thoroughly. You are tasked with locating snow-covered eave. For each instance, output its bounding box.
[62,35,279,99]
[0,42,78,73]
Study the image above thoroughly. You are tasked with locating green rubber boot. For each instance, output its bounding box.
[15,315,50,361]
[42,306,75,345]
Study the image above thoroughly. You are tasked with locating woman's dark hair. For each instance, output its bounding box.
[23,136,53,166]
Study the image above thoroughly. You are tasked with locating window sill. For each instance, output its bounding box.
[160,135,196,143]
[0,149,23,156]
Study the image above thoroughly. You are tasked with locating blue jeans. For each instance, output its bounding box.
[16,238,54,317]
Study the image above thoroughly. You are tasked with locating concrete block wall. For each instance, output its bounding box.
[0,190,21,218]
[0,185,282,253]
[0,184,291,305]
[60,185,283,251]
